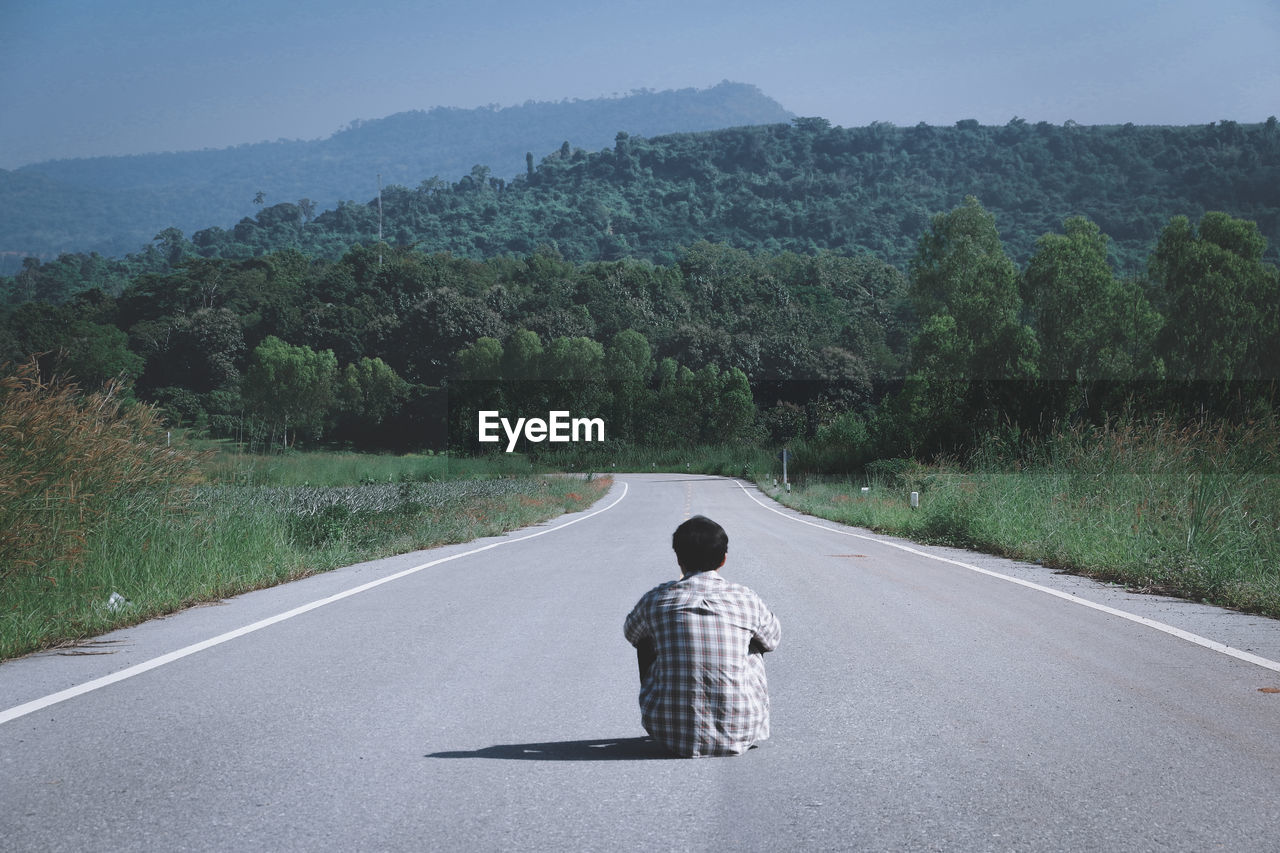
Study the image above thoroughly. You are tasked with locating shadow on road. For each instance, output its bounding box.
[426,736,674,761]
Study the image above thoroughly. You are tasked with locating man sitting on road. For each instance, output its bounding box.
[624,515,781,757]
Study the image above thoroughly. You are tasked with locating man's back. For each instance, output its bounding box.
[624,570,781,757]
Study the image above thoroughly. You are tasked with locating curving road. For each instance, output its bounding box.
[2,474,1279,852]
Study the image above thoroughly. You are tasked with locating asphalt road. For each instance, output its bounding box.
[3,474,1279,852]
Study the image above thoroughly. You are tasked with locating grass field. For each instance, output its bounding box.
[1,420,610,661]
[765,416,1280,619]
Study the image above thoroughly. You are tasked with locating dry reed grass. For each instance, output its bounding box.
[0,358,203,581]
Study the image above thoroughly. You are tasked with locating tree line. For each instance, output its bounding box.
[1,196,1275,464]
[0,234,907,452]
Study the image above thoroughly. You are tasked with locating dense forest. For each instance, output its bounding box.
[0,238,911,453]
[3,111,1279,466]
[2,184,1276,466]
[0,82,793,270]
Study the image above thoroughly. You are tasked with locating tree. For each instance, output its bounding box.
[696,365,757,444]
[604,329,654,383]
[452,336,506,440]
[543,335,607,415]
[1022,217,1162,419]
[492,328,548,421]
[908,197,1032,377]
[50,320,143,392]
[649,358,700,447]
[140,307,245,395]
[1151,212,1279,382]
[456,336,504,381]
[500,328,545,380]
[336,356,409,425]
[241,336,337,450]
[153,228,190,267]
[389,287,506,385]
[604,329,655,441]
[545,337,606,381]
[1,301,143,391]
[892,197,1039,453]
[469,165,492,189]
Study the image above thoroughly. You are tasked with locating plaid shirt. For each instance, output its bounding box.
[624,571,781,757]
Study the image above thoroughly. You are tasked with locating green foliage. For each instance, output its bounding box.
[8,107,1280,644]
[450,324,762,451]
[342,357,408,419]
[1024,217,1162,380]
[241,336,338,448]
[10,115,1280,299]
[1,179,1277,463]
[1021,216,1165,421]
[1150,212,1279,383]
[884,198,1040,455]
[175,118,1280,276]
[138,306,246,395]
[0,296,143,390]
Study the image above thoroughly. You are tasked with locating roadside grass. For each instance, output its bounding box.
[1,469,610,661]
[4,398,770,663]
[764,416,1280,619]
[0,389,612,661]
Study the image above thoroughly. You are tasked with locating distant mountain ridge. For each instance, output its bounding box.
[163,116,1280,276]
[0,82,793,270]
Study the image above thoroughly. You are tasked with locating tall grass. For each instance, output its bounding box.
[2,469,611,660]
[0,359,202,582]
[0,366,613,660]
[770,415,1280,618]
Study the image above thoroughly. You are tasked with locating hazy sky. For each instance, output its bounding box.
[2,0,1277,169]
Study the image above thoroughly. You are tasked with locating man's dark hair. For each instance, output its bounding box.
[672,515,728,574]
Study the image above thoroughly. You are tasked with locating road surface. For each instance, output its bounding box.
[2,474,1279,851]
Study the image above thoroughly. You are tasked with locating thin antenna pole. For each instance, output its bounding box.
[377,173,383,267]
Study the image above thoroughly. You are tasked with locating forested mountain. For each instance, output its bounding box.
[28,113,1270,284]
[0,82,792,271]
[3,110,1277,463]
[360,115,1276,273]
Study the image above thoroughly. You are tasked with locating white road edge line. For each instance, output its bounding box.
[0,480,630,727]
[736,481,1280,675]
